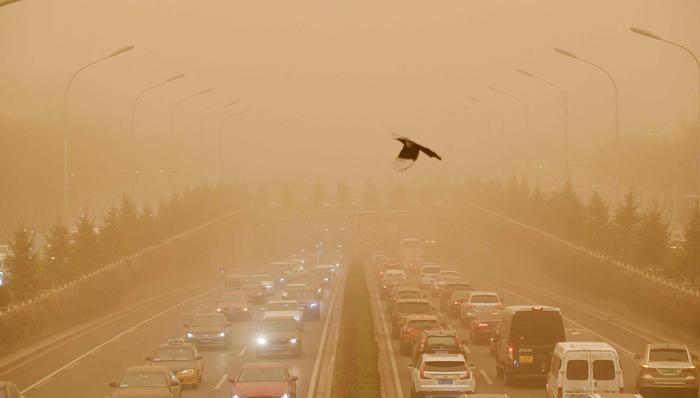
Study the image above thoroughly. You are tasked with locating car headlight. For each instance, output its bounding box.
[216,308,221,312]
[289,338,298,344]
[310,303,317,307]
[233,395,241,398]
[281,394,290,398]
[187,333,194,338]
[294,315,300,320]
[243,308,248,311]
[218,332,226,337]
[257,337,267,345]
[280,278,284,281]
[179,369,195,375]
[324,278,329,281]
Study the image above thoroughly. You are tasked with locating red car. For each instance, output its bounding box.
[216,292,253,320]
[228,362,297,398]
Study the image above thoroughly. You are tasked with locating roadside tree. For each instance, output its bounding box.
[5,224,39,297]
[44,216,73,280]
[635,201,671,273]
[680,204,700,285]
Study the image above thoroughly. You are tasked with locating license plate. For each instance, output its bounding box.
[520,355,534,363]
[437,379,453,385]
[435,350,449,354]
[200,339,211,343]
[271,346,284,351]
[228,311,237,315]
[661,369,678,375]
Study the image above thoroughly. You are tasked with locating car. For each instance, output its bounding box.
[286,289,321,320]
[495,306,565,385]
[228,362,298,398]
[399,315,444,356]
[437,270,460,280]
[372,250,386,263]
[269,261,294,276]
[387,286,423,313]
[262,300,303,325]
[460,291,503,324]
[380,276,408,300]
[446,291,471,318]
[404,258,423,274]
[439,290,456,312]
[385,269,407,279]
[304,268,331,286]
[255,316,303,358]
[146,339,204,388]
[391,299,435,338]
[419,264,442,288]
[469,310,503,344]
[565,328,598,342]
[248,275,274,294]
[316,264,336,278]
[431,275,458,297]
[635,343,698,397]
[109,366,182,398]
[184,313,232,348]
[224,267,248,286]
[297,277,325,299]
[0,381,25,398]
[412,329,469,365]
[280,284,308,300]
[266,268,291,289]
[377,260,401,278]
[547,342,624,398]
[408,354,476,397]
[237,281,268,304]
[444,281,473,293]
[216,292,252,320]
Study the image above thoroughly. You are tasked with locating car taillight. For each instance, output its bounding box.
[557,387,562,398]
[404,328,414,333]
[682,366,696,373]
[465,305,475,309]
[478,323,489,327]
[495,304,504,309]
[508,343,514,363]
[461,363,471,379]
[641,365,656,372]
[420,339,425,348]
[619,387,623,393]
[454,301,459,305]
[382,285,387,289]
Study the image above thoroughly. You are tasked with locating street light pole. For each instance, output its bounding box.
[200,101,239,182]
[168,88,213,192]
[130,73,185,200]
[458,103,493,180]
[218,109,251,186]
[516,69,569,181]
[470,97,505,181]
[63,45,134,218]
[555,47,619,204]
[631,27,700,197]
[488,86,530,178]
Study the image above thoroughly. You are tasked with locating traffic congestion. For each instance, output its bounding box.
[370,236,698,398]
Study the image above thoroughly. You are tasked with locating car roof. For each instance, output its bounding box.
[395,299,430,304]
[242,362,287,369]
[406,315,439,321]
[648,343,688,351]
[156,342,194,349]
[505,305,560,314]
[422,329,458,337]
[268,300,298,304]
[125,365,168,373]
[554,342,616,355]
[422,353,465,361]
[262,315,298,321]
[469,291,499,296]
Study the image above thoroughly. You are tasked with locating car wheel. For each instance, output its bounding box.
[504,369,514,386]
[391,325,399,339]
[410,384,417,398]
[495,362,503,378]
[198,368,203,382]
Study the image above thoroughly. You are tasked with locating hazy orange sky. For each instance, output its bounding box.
[1,0,699,206]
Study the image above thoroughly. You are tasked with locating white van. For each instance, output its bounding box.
[546,342,624,398]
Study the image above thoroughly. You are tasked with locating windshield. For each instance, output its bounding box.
[191,316,225,327]
[288,290,316,299]
[407,320,440,329]
[426,336,459,347]
[267,302,299,311]
[240,283,262,290]
[396,302,431,313]
[238,368,287,382]
[440,272,459,278]
[649,349,690,362]
[220,295,247,303]
[119,373,167,388]
[402,240,421,248]
[153,347,194,361]
[423,361,465,372]
[398,291,422,299]
[422,266,441,274]
[513,316,564,345]
[249,276,270,282]
[261,319,297,332]
[470,295,499,303]
[477,312,502,321]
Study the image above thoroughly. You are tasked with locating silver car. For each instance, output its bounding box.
[635,343,698,397]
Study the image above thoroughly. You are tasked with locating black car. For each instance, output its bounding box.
[412,329,469,365]
[236,282,267,304]
[286,289,321,320]
[184,313,232,348]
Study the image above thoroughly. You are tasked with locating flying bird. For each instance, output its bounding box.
[392,133,442,171]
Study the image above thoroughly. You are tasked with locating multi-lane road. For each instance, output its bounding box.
[369,260,699,398]
[0,265,345,398]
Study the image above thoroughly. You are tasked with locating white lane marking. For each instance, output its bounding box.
[464,346,471,354]
[20,286,222,395]
[215,373,228,390]
[367,265,404,398]
[238,346,248,357]
[466,273,636,357]
[479,369,493,385]
[306,270,346,398]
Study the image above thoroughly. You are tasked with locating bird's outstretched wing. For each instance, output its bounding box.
[417,145,442,160]
[393,157,416,171]
[392,132,409,141]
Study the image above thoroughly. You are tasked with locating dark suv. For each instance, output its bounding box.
[412,329,469,365]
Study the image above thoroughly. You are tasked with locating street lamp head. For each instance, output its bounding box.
[516,69,536,78]
[554,47,579,59]
[630,27,662,40]
[165,74,185,83]
[197,88,214,96]
[226,101,240,107]
[487,86,503,94]
[108,45,135,58]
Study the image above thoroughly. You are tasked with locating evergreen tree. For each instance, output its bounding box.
[614,184,641,259]
[504,174,520,216]
[137,203,159,248]
[550,178,587,240]
[99,204,123,262]
[527,183,545,225]
[280,183,294,209]
[364,178,378,207]
[586,189,610,251]
[73,210,100,274]
[309,181,325,209]
[118,195,139,253]
[44,216,73,280]
[336,177,351,206]
[5,223,39,297]
[635,201,671,272]
[680,204,700,285]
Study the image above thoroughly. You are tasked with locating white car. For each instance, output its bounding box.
[281,284,308,299]
[261,300,303,325]
[385,269,407,279]
[247,275,273,293]
[460,291,503,322]
[409,353,476,397]
[419,264,442,288]
[431,275,458,297]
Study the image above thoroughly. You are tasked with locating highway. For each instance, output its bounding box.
[0,266,345,398]
[369,260,698,398]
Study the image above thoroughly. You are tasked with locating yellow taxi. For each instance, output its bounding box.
[146,339,204,388]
